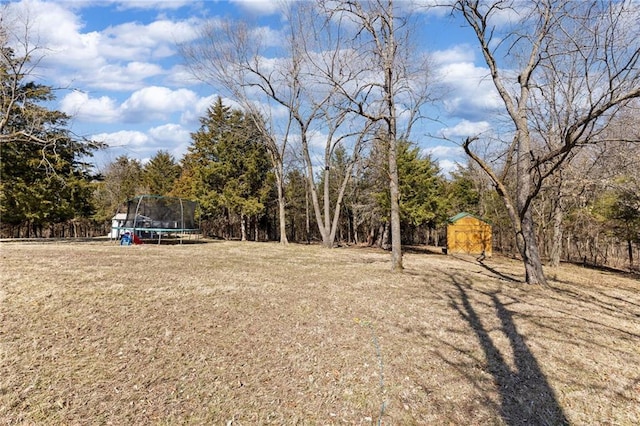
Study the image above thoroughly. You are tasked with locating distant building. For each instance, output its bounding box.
[447,212,492,257]
[111,195,200,243]
[110,213,128,239]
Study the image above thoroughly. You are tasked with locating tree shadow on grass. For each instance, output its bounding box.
[446,273,569,425]
[477,260,521,283]
[449,254,522,283]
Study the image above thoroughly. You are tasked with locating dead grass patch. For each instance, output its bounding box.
[1,240,639,425]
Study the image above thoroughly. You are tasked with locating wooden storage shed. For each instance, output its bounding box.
[446,212,492,256]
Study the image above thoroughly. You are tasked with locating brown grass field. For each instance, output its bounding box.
[1,240,639,425]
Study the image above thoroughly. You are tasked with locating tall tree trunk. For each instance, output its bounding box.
[240,214,247,241]
[549,198,563,267]
[302,137,332,247]
[377,222,386,248]
[322,166,332,247]
[254,216,259,242]
[368,222,376,246]
[494,184,547,285]
[328,160,359,247]
[465,137,548,285]
[354,223,359,245]
[274,167,288,244]
[515,159,547,285]
[385,1,403,271]
[381,222,390,250]
[514,112,547,284]
[305,181,310,244]
[389,141,403,270]
[519,210,547,285]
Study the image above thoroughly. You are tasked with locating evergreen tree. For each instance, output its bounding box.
[351,139,447,246]
[351,137,390,247]
[143,151,181,196]
[397,141,446,231]
[590,177,640,268]
[445,164,482,217]
[174,97,273,239]
[0,42,102,236]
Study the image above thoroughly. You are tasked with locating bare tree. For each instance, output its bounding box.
[318,0,432,271]
[566,113,640,269]
[289,3,379,248]
[183,3,377,248]
[456,0,640,285]
[181,18,293,243]
[1,5,50,146]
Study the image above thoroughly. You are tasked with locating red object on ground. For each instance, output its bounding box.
[132,234,143,244]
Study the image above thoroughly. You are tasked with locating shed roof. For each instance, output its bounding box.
[448,212,490,224]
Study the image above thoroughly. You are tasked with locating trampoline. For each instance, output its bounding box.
[113,195,200,244]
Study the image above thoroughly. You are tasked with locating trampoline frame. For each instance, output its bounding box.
[113,195,201,244]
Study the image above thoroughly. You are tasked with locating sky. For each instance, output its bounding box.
[3,0,503,174]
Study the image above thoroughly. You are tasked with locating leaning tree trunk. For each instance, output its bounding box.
[514,104,547,285]
[500,196,548,285]
[464,136,549,286]
[513,183,548,285]
[519,209,548,285]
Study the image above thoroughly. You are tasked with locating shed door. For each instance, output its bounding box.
[455,230,472,254]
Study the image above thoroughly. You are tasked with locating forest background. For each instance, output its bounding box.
[2,0,639,275]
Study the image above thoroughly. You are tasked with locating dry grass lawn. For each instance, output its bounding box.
[1,240,639,425]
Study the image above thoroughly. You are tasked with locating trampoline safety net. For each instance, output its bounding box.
[117,195,199,236]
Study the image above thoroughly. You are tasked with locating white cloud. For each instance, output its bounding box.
[248,26,286,48]
[78,62,166,92]
[179,94,222,124]
[422,144,466,176]
[438,158,461,176]
[121,86,199,122]
[424,145,464,158]
[440,120,492,139]
[431,45,475,66]
[403,0,456,14]
[61,87,214,126]
[100,18,201,60]
[6,0,104,69]
[92,124,192,161]
[488,4,532,27]
[7,0,201,93]
[111,1,195,11]
[165,64,203,87]
[436,61,502,118]
[148,123,192,158]
[149,123,191,143]
[229,0,283,15]
[91,130,150,148]
[60,91,120,123]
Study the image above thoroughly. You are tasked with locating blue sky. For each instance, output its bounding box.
[5,0,502,174]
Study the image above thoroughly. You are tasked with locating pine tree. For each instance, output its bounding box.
[397,141,446,231]
[174,97,273,239]
[1,42,102,237]
[143,151,181,196]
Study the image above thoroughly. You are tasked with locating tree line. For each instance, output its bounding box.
[83,97,468,248]
[1,1,639,283]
